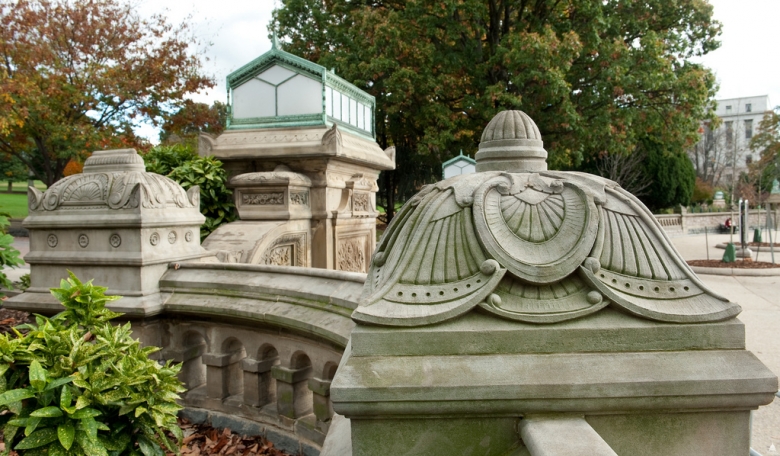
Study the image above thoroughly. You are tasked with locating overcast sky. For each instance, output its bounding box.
[135,0,779,140]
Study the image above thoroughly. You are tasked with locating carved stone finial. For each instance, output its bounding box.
[475,110,548,173]
[83,149,145,174]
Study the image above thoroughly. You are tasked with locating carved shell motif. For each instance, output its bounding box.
[29,172,197,212]
[353,171,740,327]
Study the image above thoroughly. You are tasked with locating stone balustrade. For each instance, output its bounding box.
[655,208,779,235]
[128,263,363,456]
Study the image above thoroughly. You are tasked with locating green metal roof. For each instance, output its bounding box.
[442,150,477,168]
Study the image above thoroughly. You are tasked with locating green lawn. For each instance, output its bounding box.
[2,180,47,193]
[0,193,30,219]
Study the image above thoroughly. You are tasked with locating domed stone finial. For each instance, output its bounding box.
[475,110,548,172]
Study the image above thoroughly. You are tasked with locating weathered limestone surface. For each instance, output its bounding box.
[133,263,364,453]
[330,110,778,456]
[6,149,208,316]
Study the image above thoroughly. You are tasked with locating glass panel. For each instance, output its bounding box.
[333,91,342,120]
[357,103,365,130]
[257,65,296,85]
[350,99,358,127]
[341,93,350,122]
[364,105,371,133]
[232,79,275,118]
[326,87,333,117]
[277,75,322,116]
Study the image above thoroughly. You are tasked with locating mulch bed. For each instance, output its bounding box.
[687,259,780,269]
[0,307,294,456]
[747,242,780,248]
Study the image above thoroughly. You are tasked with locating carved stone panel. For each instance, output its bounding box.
[260,232,307,267]
[337,236,367,273]
[352,192,371,212]
[242,193,285,205]
[290,191,309,206]
[265,246,293,266]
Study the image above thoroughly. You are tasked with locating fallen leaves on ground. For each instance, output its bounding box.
[175,419,293,456]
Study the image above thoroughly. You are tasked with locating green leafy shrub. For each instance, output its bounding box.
[0,272,185,455]
[141,144,198,176]
[0,214,23,292]
[167,156,236,239]
[142,145,236,240]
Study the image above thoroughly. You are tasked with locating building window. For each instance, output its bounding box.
[745,103,752,113]
[725,121,733,146]
[726,105,732,114]
[746,155,753,165]
[745,119,753,139]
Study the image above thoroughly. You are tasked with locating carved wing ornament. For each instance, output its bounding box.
[352,171,741,327]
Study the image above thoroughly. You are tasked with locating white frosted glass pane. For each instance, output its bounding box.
[257,65,296,85]
[364,106,371,132]
[326,87,333,117]
[349,99,358,127]
[277,75,322,116]
[357,103,364,130]
[333,91,342,120]
[232,79,275,119]
[443,165,458,179]
[341,93,349,122]
[462,163,475,175]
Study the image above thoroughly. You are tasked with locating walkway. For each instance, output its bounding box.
[671,234,780,454]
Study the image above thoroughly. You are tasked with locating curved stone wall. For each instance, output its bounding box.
[129,263,363,456]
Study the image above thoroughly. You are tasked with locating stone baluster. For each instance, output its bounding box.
[271,365,313,420]
[202,350,245,400]
[241,356,278,407]
[308,377,333,431]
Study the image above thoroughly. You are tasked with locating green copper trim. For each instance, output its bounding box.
[442,150,477,178]
[230,113,325,128]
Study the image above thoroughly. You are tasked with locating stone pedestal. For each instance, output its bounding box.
[329,111,777,456]
[6,149,208,317]
[199,39,394,273]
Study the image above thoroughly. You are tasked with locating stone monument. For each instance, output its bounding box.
[199,37,394,273]
[329,111,777,455]
[7,149,209,316]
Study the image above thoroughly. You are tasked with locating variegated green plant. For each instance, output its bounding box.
[0,272,185,455]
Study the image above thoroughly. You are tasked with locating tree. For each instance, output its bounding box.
[160,100,227,144]
[748,107,780,195]
[273,0,720,221]
[0,0,213,187]
[640,136,696,211]
[689,121,730,187]
[0,153,28,192]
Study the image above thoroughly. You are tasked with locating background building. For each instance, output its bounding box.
[690,95,771,190]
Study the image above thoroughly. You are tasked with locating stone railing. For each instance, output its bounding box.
[654,214,683,233]
[129,263,363,456]
[655,209,779,235]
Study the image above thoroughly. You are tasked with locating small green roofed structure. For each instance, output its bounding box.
[225,35,375,140]
[442,150,476,179]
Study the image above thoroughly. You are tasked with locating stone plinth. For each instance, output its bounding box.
[6,149,208,316]
[329,111,777,456]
